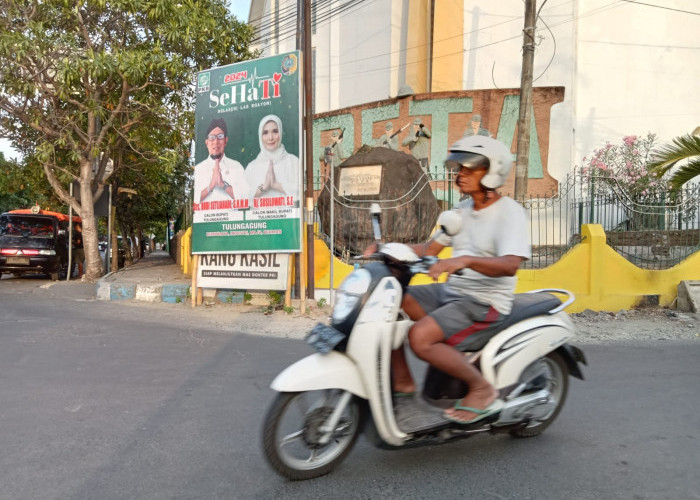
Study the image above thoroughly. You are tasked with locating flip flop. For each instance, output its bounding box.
[392,391,415,398]
[443,399,504,425]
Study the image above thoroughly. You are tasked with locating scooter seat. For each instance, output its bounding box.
[498,292,563,330]
[423,292,566,401]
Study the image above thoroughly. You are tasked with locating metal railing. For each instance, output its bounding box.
[314,167,700,270]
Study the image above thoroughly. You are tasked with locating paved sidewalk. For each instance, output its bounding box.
[97,250,191,302]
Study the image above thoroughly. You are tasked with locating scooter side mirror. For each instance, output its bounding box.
[436,210,462,237]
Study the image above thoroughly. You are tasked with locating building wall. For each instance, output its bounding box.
[249,0,699,185]
[432,0,463,91]
[313,87,565,197]
[453,0,699,181]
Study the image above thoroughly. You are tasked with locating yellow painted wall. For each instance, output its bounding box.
[311,224,700,313]
[180,223,699,312]
[404,0,430,93]
[432,0,464,91]
[180,227,192,276]
[516,224,700,312]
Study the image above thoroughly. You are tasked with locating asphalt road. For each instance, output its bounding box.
[0,278,698,500]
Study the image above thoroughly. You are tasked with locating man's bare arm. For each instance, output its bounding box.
[427,255,524,280]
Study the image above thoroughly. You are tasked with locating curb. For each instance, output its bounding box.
[97,280,191,303]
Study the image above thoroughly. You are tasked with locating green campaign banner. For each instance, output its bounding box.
[192,52,302,254]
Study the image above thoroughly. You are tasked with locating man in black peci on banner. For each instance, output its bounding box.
[193,118,250,204]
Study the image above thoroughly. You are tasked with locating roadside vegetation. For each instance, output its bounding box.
[0,0,256,280]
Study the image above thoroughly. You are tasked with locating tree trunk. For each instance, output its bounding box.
[111,209,119,271]
[79,158,104,280]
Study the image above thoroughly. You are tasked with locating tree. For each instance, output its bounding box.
[0,0,255,280]
[111,140,191,264]
[647,133,700,192]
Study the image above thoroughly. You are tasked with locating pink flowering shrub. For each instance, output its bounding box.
[579,133,669,197]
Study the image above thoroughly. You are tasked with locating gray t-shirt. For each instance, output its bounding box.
[437,197,531,314]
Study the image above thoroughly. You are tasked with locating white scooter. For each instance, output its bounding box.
[262,206,586,481]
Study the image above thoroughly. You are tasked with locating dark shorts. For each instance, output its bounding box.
[407,283,507,352]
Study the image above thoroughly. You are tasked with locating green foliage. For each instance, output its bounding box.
[283,306,294,314]
[0,0,256,277]
[267,290,283,306]
[264,291,284,314]
[648,134,700,191]
[317,297,327,308]
[0,152,63,213]
[243,292,252,304]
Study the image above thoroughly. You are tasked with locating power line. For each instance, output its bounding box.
[251,0,372,45]
[292,0,626,76]
[254,0,693,83]
[620,0,700,16]
[317,0,687,83]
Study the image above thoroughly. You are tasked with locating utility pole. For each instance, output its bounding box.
[514,0,537,202]
[303,0,315,299]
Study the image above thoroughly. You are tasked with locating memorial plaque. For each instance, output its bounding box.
[338,165,382,196]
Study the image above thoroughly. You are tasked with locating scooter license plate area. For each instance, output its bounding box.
[305,323,346,354]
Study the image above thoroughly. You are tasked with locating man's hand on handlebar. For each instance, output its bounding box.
[426,256,470,280]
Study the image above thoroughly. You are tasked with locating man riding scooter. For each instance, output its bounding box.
[366,136,530,424]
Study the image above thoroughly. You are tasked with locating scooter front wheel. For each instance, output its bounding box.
[262,390,362,480]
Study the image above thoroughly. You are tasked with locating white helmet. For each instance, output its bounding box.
[445,136,514,189]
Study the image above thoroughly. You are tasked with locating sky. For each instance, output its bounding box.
[230,0,251,22]
[0,1,252,162]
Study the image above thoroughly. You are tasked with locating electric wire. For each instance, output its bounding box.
[619,0,700,16]
[251,0,373,45]
[251,0,694,84]
[314,0,684,82]
[286,0,381,45]
[253,0,620,69]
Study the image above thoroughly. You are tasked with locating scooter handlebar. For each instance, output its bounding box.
[409,256,438,275]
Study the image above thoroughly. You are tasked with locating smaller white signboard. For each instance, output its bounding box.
[197,253,289,290]
[338,165,383,196]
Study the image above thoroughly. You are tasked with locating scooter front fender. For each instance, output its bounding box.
[270,351,368,398]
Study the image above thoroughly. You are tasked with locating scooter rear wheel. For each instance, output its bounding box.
[510,351,569,438]
[262,390,362,480]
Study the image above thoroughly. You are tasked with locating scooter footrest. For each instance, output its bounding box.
[394,396,448,434]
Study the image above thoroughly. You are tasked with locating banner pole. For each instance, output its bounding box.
[191,254,199,308]
[300,220,307,314]
[303,0,315,299]
[284,255,293,308]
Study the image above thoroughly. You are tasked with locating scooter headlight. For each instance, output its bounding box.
[332,268,371,323]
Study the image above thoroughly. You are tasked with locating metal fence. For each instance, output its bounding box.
[314,167,700,270]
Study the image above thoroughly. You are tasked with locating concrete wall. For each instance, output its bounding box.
[180,223,700,312]
[311,224,700,313]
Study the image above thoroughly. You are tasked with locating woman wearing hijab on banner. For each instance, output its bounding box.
[246,115,300,200]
